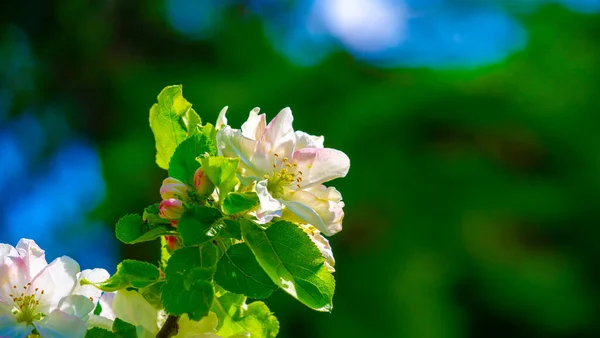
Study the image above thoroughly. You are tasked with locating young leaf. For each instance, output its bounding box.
[115,214,175,245]
[162,246,217,320]
[222,192,259,215]
[178,206,223,246]
[149,85,201,169]
[168,133,217,183]
[241,220,335,312]
[82,260,160,292]
[212,291,279,338]
[198,156,239,197]
[215,243,277,299]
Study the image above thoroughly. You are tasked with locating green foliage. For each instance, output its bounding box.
[140,281,164,310]
[116,214,175,244]
[222,192,259,215]
[215,243,278,299]
[83,259,160,292]
[241,220,335,312]
[219,219,242,240]
[178,206,223,246]
[198,156,239,198]
[168,133,217,183]
[113,318,138,338]
[149,85,201,169]
[212,290,279,338]
[162,246,217,320]
[86,328,116,338]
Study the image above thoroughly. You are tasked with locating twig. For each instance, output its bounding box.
[156,315,180,338]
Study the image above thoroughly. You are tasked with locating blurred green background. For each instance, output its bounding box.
[2,0,600,337]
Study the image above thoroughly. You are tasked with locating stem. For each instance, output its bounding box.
[156,315,180,338]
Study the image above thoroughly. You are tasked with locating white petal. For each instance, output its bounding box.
[0,244,17,257]
[34,309,87,338]
[281,187,344,236]
[112,289,159,335]
[255,180,283,223]
[216,106,229,130]
[0,314,32,338]
[292,148,350,188]
[97,292,116,320]
[0,256,29,304]
[241,108,265,141]
[86,314,114,330]
[72,268,110,304]
[295,131,324,149]
[16,238,48,280]
[255,107,296,159]
[57,294,95,319]
[216,126,264,180]
[30,256,80,313]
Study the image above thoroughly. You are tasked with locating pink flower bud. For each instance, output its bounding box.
[193,168,215,197]
[164,235,180,250]
[159,198,185,221]
[160,177,189,201]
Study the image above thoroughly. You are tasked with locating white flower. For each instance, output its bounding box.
[0,239,109,338]
[216,107,350,236]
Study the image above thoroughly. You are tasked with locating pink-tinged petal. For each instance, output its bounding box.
[57,295,95,319]
[16,238,48,280]
[292,148,350,188]
[216,106,229,130]
[216,126,265,179]
[34,309,87,338]
[30,256,79,314]
[160,177,190,201]
[0,256,29,304]
[0,244,17,257]
[159,198,185,221]
[295,131,324,149]
[255,180,283,223]
[241,108,266,141]
[281,187,344,236]
[256,108,296,159]
[72,268,109,306]
[0,314,32,338]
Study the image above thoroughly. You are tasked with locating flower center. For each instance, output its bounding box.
[10,283,45,324]
[265,153,304,198]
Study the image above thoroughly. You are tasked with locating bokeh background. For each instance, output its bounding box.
[2,0,600,337]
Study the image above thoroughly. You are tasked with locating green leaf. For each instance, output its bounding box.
[168,133,217,184]
[215,243,277,299]
[241,220,335,312]
[178,206,223,246]
[162,247,216,320]
[142,204,170,225]
[220,220,242,240]
[113,318,138,338]
[149,85,201,169]
[222,192,259,215]
[212,290,279,338]
[82,260,160,292]
[86,328,117,338]
[115,214,175,245]
[198,156,239,197]
[140,281,164,310]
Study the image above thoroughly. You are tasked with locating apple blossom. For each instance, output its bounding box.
[0,239,108,338]
[160,177,190,201]
[216,107,350,236]
[159,198,185,224]
[193,168,215,197]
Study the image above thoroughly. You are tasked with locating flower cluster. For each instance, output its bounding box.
[158,168,215,226]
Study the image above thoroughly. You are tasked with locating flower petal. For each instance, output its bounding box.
[174,312,218,338]
[216,106,229,130]
[86,314,114,330]
[298,225,335,272]
[16,238,48,281]
[30,256,79,314]
[34,309,87,338]
[0,244,17,257]
[281,186,344,236]
[216,126,264,182]
[0,314,32,338]
[255,180,283,223]
[255,107,296,159]
[295,131,324,149]
[72,268,110,305]
[97,292,116,321]
[57,294,95,319]
[0,256,29,304]
[112,289,159,335]
[241,108,265,141]
[292,148,350,188]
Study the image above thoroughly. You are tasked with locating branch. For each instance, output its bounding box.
[156,315,180,338]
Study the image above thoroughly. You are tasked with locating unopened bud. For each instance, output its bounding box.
[193,168,215,197]
[159,198,185,221]
[164,235,180,251]
[160,177,189,201]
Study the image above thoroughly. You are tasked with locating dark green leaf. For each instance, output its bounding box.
[149,85,201,169]
[215,243,277,299]
[241,220,335,312]
[113,318,137,338]
[168,133,217,183]
[219,220,242,240]
[140,281,164,310]
[115,214,175,245]
[82,260,160,292]
[222,192,259,215]
[86,327,116,338]
[178,206,223,246]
